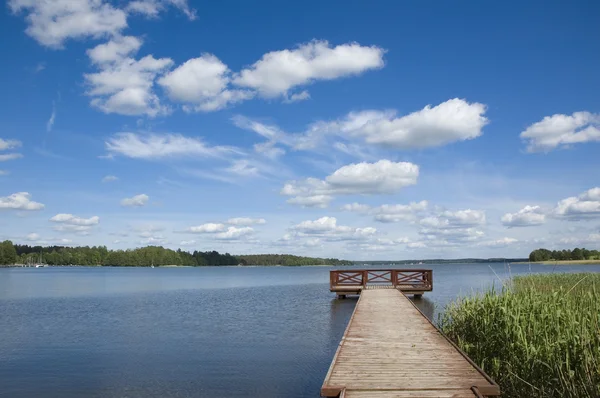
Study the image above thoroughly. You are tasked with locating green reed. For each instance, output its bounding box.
[439,273,600,398]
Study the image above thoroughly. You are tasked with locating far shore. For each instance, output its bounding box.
[536,259,600,265]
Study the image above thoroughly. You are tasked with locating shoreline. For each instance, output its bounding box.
[536,259,600,265]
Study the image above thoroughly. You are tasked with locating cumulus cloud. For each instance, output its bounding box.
[179,239,196,246]
[554,187,600,220]
[502,205,546,227]
[340,203,371,213]
[0,138,22,151]
[102,175,119,182]
[50,213,99,234]
[234,99,487,153]
[50,214,99,226]
[8,0,127,48]
[121,193,149,207]
[372,201,428,223]
[85,42,174,117]
[158,54,253,112]
[291,216,377,241]
[481,237,519,247]
[414,208,486,247]
[233,40,385,98]
[126,0,197,20]
[521,112,600,152]
[282,160,419,207]
[87,35,142,64]
[24,233,72,245]
[184,223,227,233]
[0,192,44,211]
[311,98,488,149]
[105,132,239,159]
[214,226,254,240]
[284,90,310,103]
[227,217,266,226]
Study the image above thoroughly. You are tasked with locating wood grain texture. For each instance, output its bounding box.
[321,289,500,397]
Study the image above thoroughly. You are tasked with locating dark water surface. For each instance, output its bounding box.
[2,263,600,397]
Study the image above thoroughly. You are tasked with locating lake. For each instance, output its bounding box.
[1,263,600,397]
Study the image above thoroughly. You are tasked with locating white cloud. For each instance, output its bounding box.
[24,233,73,245]
[0,170,9,176]
[559,233,600,246]
[215,226,254,240]
[291,216,377,242]
[140,235,167,245]
[233,40,385,98]
[340,203,371,213]
[0,153,23,162]
[105,132,239,159]
[413,208,486,247]
[121,194,149,207]
[253,142,285,159]
[8,0,127,48]
[235,99,486,156]
[26,233,40,241]
[50,213,99,226]
[227,217,266,226]
[50,213,99,235]
[225,160,260,177]
[481,237,519,247]
[0,192,44,211]
[421,209,486,229]
[179,239,196,246]
[0,139,21,151]
[521,112,600,152]
[185,223,227,233]
[87,35,142,64]
[282,160,419,207]
[407,242,426,249]
[502,205,546,227]
[158,54,253,112]
[286,195,332,208]
[284,90,310,103]
[126,0,197,20]
[554,187,600,220]
[372,200,428,223]
[102,175,119,182]
[314,98,487,149]
[85,48,174,117]
[46,102,56,132]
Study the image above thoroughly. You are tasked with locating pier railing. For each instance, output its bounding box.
[330,269,433,294]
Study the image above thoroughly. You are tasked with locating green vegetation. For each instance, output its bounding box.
[0,240,18,265]
[237,254,352,266]
[4,242,349,267]
[440,273,600,398]
[529,247,600,262]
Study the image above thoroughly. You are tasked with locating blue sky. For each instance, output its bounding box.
[1,0,599,260]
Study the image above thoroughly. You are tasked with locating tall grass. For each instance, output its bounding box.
[439,273,600,398]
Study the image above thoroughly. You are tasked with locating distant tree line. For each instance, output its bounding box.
[237,254,352,266]
[0,241,350,267]
[529,248,600,262]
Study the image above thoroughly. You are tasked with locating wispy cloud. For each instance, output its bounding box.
[46,101,56,132]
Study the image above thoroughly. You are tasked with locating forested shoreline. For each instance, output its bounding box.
[0,241,352,267]
[529,247,600,262]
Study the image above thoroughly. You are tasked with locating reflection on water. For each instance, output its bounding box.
[411,296,435,321]
[1,263,599,397]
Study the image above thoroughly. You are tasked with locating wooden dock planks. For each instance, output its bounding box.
[321,289,500,397]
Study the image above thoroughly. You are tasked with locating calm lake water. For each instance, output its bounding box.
[2,263,600,398]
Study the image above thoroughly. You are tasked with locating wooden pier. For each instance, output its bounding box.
[322,270,500,398]
[330,269,433,298]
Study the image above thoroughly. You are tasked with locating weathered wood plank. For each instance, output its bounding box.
[321,289,500,397]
